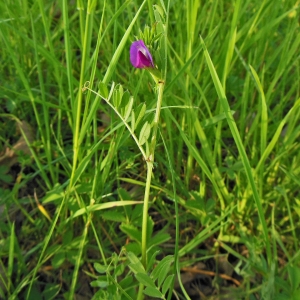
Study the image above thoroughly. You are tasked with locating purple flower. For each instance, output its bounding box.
[130,40,154,69]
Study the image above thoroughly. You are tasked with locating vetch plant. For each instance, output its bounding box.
[82,12,176,298]
[126,6,181,299]
[129,38,168,299]
[81,4,178,299]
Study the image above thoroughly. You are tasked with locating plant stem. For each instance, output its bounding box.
[141,81,164,267]
[138,81,165,299]
[150,82,165,157]
[141,160,153,266]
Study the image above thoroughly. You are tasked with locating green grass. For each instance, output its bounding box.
[1,0,300,299]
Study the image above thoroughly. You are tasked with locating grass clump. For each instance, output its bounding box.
[0,0,300,299]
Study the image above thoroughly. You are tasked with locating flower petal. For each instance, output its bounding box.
[130,40,154,69]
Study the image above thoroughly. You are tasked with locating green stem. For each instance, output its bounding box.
[137,284,145,300]
[150,82,165,158]
[141,161,153,267]
[138,81,165,300]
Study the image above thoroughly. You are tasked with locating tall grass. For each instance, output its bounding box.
[0,0,299,299]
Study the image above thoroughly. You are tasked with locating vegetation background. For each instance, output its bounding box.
[0,0,299,299]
